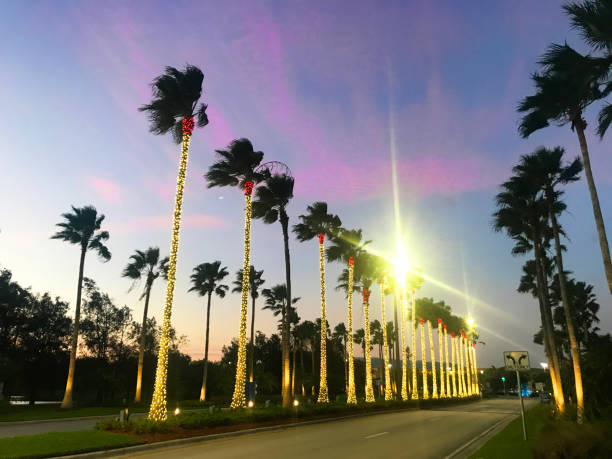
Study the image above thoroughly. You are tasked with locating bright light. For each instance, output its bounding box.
[393,248,410,287]
[467,317,475,328]
[480,370,484,374]
[248,400,254,408]
[387,363,392,369]
[540,362,549,370]
[174,407,180,416]
[293,400,299,407]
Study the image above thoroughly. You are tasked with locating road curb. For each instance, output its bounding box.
[443,414,516,459]
[61,407,423,458]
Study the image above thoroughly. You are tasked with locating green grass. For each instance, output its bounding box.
[470,404,551,459]
[0,405,148,422]
[471,404,612,459]
[0,430,144,459]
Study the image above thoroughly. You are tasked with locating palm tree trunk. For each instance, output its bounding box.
[346,258,357,404]
[533,234,565,413]
[546,191,584,422]
[300,345,305,396]
[311,341,315,395]
[363,290,375,402]
[200,293,212,402]
[61,246,86,409]
[380,283,392,401]
[149,119,192,421]
[248,295,256,383]
[411,290,418,400]
[317,234,329,403]
[280,213,292,408]
[575,124,612,295]
[393,293,401,396]
[400,294,408,401]
[230,181,254,409]
[343,337,348,393]
[134,280,152,403]
[291,345,297,398]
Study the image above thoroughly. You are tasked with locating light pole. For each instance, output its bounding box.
[501,376,506,395]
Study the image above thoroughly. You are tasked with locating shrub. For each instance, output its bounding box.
[532,419,612,458]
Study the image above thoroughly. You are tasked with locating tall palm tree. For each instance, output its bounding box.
[373,256,393,400]
[357,252,376,402]
[252,172,295,407]
[293,202,341,403]
[515,146,586,422]
[232,266,265,387]
[206,138,265,408]
[494,176,566,412]
[189,261,229,402]
[52,205,111,409]
[518,44,612,295]
[407,270,424,400]
[333,322,349,392]
[327,228,369,404]
[140,65,208,421]
[122,247,169,403]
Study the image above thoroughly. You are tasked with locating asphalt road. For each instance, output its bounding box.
[113,398,536,459]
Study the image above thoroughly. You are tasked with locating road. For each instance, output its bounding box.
[111,398,536,459]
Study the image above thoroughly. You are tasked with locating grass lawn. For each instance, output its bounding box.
[0,405,148,422]
[0,430,144,459]
[470,403,551,459]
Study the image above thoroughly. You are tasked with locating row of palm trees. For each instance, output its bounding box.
[497,0,612,424]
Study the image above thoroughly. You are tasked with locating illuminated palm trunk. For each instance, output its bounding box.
[472,344,480,394]
[229,180,254,409]
[363,289,375,402]
[400,293,408,401]
[149,117,193,421]
[464,336,472,396]
[444,326,451,397]
[346,257,357,404]
[380,281,392,400]
[427,321,438,399]
[438,319,445,398]
[450,332,457,397]
[419,318,428,399]
[317,234,329,403]
[410,290,418,400]
[457,333,465,397]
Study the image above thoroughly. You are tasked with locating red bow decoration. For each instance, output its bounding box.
[437,318,442,324]
[318,233,325,244]
[182,116,195,135]
[348,256,354,266]
[243,180,254,196]
[362,289,371,302]
[419,317,424,325]
[451,332,455,338]
[443,324,447,330]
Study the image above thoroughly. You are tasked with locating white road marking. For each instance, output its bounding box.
[365,431,389,439]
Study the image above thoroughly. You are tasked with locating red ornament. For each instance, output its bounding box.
[419,317,424,325]
[243,180,254,196]
[443,324,447,330]
[451,332,455,338]
[362,289,371,302]
[437,318,442,324]
[318,233,325,244]
[473,343,476,348]
[182,116,195,135]
[459,329,464,336]
[348,256,354,266]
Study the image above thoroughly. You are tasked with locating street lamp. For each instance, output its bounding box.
[467,317,475,328]
[540,362,548,370]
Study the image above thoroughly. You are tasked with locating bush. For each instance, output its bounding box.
[533,420,612,458]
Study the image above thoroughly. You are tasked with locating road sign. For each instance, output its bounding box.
[503,351,530,371]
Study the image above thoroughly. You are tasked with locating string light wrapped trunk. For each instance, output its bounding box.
[438,319,446,398]
[457,331,466,397]
[400,292,408,401]
[444,325,450,397]
[229,180,255,409]
[380,280,392,401]
[149,117,193,421]
[410,290,418,400]
[464,335,472,395]
[450,332,457,397]
[363,289,375,402]
[427,321,438,399]
[346,257,357,404]
[419,318,429,399]
[472,343,480,395]
[317,234,329,403]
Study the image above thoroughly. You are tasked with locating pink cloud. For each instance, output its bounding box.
[109,213,225,234]
[89,176,121,203]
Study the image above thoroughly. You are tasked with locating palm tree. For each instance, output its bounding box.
[262,285,300,398]
[514,146,586,422]
[206,138,265,408]
[357,253,377,403]
[333,323,349,392]
[122,247,169,403]
[294,320,316,395]
[327,228,369,404]
[518,44,612,296]
[189,261,229,402]
[373,256,393,400]
[52,205,111,409]
[493,176,566,412]
[232,266,265,387]
[252,172,295,407]
[407,270,424,400]
[293,202,341,403]
[140,65,208,421]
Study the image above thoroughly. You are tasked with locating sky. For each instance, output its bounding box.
[1,0,612,368]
